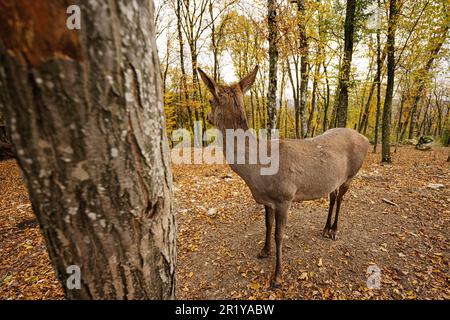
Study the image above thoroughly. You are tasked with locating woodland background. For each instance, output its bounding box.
[153,0,449,154]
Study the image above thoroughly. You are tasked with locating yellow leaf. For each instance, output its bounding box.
[299,272,308,280]
[3,275,13,284]
[249,282,260,291]
[317,258,323,267]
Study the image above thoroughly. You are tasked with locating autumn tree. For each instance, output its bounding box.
[335,0,356,127]
[407,22,449,139]
[0,0,176,299]
[373,0,383,152]
[267,0,279,132]
[297,0,309,137]
[155,0,449,146]
[381,0,398,162]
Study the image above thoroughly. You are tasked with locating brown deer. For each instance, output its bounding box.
[198,66,369,288]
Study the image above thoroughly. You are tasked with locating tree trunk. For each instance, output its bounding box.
[373,0,382,153]
[0,0,176,299]
[176,0,193,132]
[190,51,207,146]
[209,0,219,82]
[267,0,279,133]
[336,0,356,128]
[287,56,300,138]
[381,0,397,163]
[277,61,287,130]
[307,62,319,136]
[322,62,330,132]
[394,94,405,152]
[297,0,309,137]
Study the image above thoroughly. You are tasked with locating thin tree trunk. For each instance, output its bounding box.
[277,61,286,130]
[336,0,356,127]
[358,55,375,133]
[322,62,330,132]
[267,0,279,133]
[373,0,382,153]
[307,62,319,136]
[419,95,431,136]
[287,57,300,138]
[250,91,256,128]
[298,0,309,137]
[381,0,398,163]
[209,0,219,81]
[0,0,175,299]
[176,0,193,132]
[395,94,405,151]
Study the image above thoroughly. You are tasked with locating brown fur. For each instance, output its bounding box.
[198,66,369,288]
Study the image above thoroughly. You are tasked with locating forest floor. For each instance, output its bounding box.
[0,146,449,300]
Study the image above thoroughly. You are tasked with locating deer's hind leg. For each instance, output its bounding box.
[329,181,351,241]
[258,205,275,259]
[322,189,338,238]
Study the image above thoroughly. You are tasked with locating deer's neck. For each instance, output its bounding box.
[218,124,261,179]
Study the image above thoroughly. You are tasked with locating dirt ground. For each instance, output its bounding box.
[0,146,449,299]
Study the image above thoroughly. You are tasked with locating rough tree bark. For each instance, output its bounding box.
[267,0,279,133]
[0,0,176,299]
[336,0,356,128]
[381,0,398,163]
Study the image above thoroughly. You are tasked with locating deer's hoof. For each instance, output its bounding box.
[322,228,331,238]
[270,272,283,289]
[330,230,338,241]
[257,248,271,259]
[270,276,283,289]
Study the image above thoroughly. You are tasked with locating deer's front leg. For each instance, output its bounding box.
[270,202,290,289]
[258,206,275,259]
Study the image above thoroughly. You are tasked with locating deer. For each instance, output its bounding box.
[198,66,369,288]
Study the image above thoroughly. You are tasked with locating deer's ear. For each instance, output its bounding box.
[198,68,219,100]
[239,65,258,94]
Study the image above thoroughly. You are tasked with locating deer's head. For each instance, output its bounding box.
[198,66,258,131]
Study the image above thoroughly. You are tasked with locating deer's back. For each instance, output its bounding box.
[247,128,369,205]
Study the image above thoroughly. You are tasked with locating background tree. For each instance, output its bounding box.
[154,0,449,154]
[373,0,382,152]
[335,0,356,127]
[297,0,309,137]
[267,0,279,132]
[407,23,449,139]
[0,0,176,299]
[381,0,398,162]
